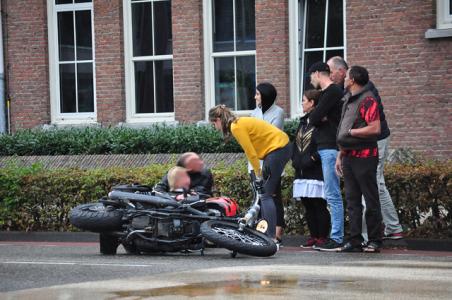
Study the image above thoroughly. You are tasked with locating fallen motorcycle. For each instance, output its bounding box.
[69,176,277,257]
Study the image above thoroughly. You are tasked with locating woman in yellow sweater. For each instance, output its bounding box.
[209,105,292,239]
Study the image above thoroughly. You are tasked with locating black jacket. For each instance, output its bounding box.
[292,114,323,181]
[153,168,214,196]
[308,84,343,150]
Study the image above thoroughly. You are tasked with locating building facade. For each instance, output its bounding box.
[2,0,451,159]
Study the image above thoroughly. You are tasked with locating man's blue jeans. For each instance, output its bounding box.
[319,149,344,243]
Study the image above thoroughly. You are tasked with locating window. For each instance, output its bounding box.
[425,0,452,38]
[300,0,346,91]
[204,0,256,113]
[124,0,174,123]
[48,0,96,124]
[288,0,346,117]
[437,0,452,29]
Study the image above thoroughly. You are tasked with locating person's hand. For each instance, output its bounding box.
[335,154,343,177]
[175,194,185,201]
[254,176,265,194]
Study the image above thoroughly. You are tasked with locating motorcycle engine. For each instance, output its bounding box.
[131,216,198,239]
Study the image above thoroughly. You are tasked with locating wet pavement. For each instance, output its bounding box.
[0,236,451,299]
[2,262,452,299]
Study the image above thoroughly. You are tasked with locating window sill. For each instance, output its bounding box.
[425,28,452,39]
[44,122,100,130]
[125,115,176,125]
[118,121,179,129]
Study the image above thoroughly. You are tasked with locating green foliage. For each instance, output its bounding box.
[0,120,302,156]
[0,163,43,228]
[283,119,299,141]
[384,162,452,238]
[0,125,245,156]
[0,160,450,238]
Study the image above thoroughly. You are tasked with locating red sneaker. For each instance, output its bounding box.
[300,237,317,248]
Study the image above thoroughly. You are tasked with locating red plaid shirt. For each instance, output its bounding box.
[345,96,380,158]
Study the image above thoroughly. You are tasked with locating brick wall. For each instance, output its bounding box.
[346,0,452,159]
[255,0,290,115]
[4,0,50,131]
[4,0,127,130]
[4,0,450,159]
[172,0,205,122]
[94,0,125,125]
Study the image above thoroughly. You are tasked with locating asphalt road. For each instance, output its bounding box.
[1,237,452,298]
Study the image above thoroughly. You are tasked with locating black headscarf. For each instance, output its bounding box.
[256,82,277,114]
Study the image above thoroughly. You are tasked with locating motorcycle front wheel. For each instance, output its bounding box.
[200,220,277,257]
[70,202,124,232]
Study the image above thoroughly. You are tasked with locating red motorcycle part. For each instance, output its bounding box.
[206,197,239,217]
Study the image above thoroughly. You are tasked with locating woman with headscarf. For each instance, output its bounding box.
[252,82,285,129]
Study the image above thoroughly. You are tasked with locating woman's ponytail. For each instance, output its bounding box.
[208,104,237,141]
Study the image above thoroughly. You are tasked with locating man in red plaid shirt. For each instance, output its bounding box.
[335,66,383,253]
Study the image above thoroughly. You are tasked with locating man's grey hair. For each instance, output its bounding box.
[329,56,349,71]
[176,152,199,167]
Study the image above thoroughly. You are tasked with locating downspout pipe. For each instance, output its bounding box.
[0,0,6,134]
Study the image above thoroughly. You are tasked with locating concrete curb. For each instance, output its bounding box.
[1,231,450,252]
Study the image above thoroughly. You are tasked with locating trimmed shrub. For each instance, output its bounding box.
[0,120,300,156]
[384,163,452,238]
[0,160,450,238]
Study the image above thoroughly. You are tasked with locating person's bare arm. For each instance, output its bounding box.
[350,120,381,138]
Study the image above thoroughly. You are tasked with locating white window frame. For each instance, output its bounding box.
[203,0,257,120]
[437,0,452,29]
[288,0,347,118]
[123,0,175,124]
[47,1,97,125]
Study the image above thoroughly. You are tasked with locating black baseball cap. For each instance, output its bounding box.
[308,62,330,74]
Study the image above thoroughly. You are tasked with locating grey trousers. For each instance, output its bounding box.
[362,137,403,241]
[261,142,292,238]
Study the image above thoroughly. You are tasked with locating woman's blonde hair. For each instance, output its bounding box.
[208,104,237,141]
[167,166,188,191]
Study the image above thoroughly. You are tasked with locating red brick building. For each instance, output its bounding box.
[1,0,451,159]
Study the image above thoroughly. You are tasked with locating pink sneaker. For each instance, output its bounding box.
[383,232,404,240]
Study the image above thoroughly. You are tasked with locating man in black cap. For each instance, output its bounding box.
[307,62,345,251]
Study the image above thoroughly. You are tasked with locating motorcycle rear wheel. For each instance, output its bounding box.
[70,203,124,232]
[200,220,277,257]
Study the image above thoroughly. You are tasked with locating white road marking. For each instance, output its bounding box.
[1,261,166,267]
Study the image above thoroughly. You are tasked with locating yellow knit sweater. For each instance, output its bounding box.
[231,117,289,175]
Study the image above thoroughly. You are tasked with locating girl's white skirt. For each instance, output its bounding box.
[293,179,325,199]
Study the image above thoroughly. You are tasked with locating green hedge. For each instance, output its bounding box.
[0,121,300,156]
[0,160,450,238]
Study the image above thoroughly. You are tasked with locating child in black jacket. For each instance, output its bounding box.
[292,89,331,248]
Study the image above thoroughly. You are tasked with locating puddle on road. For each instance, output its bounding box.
[110,275,356,299]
